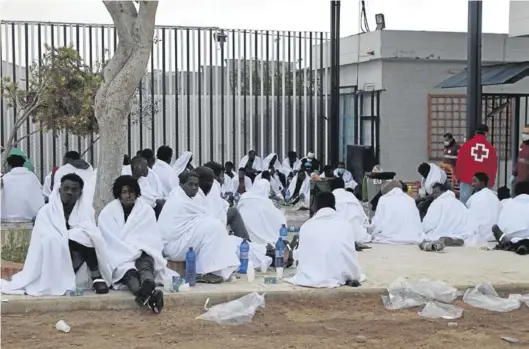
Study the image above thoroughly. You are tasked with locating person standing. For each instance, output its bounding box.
[442,133,460,168]
[455,124,497,204]
[511,125,529,185]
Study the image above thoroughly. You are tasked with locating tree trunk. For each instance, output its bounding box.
[92,0,158,215]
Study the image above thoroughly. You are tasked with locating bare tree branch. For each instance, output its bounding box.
[14,129,41,143]
[80,136,100,157]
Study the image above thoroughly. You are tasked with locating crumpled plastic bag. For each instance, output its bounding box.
[382,277,458,310]
[463,283,521,312]
[418,301,463,319]
[196,292,265,325]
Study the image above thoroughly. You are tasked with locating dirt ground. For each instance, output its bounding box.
[2,296,529,349]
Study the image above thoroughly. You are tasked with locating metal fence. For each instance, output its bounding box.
[0,21,331,181]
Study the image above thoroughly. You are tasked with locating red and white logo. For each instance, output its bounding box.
[470,143,490,162]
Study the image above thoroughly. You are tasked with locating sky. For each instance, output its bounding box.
[0,0,514,36]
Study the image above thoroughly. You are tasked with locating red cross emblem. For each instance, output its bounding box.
[470,143,490,162]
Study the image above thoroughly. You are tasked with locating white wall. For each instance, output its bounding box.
[509,0,529,37]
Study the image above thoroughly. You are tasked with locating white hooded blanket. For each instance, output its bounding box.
[1,190,112,296]
[98,199,174,285]
[1,167,45,222]
[228,175,253,194]
[239,154,262,171]
[159,186,240,280]
[465,188,501,245]
[422,190,477,243]
[287,208,365,288]
[421,163,447,196]
[237,179,287,245]
[497,194,529,243]
[333,188,371,243]
[153,159,179,196]
[287,174,310,207]
[281,157,301,177]
[172,151,193,176]
[369,188,424,244]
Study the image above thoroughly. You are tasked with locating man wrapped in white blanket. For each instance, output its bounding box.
[2,173,112,296]
[98,175,173,314]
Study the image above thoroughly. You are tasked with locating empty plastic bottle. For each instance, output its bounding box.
[186,247,197,286]
[285,189,291,201]
[239,239,250,274]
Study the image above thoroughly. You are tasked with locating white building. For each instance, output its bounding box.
[319,30,529,184]
[509,0,529,37]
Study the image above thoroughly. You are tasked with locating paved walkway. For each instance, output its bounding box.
[2,245,528,314]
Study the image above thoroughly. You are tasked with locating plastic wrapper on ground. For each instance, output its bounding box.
[382,277,458,310]
[462,283,522,312]
[418,301,463,319]
[196,292,266,325]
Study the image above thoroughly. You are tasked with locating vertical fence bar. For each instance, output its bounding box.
[179,29,185,154]
[150,34,155,150]
[319,32,324,164]
[275,31,281,155]
[303,32,308,155]
[75,25,82,152]
[187,29,192,152]
[189,29,196,158]
[208,29,214,160]
[24,24,30,156]
[281,31,286,159]
[232,29,237,163]
[264,30,270,155]
[161,28,167,146]
[197,28,202,163]
[308,31,314,156]
[174,28,180,155]
[297,32,302,155]
[259,31,264,155]
[270,31,275,155]
[50,24,57,167]
[287,31,292,154]
[62,25,69,151]
[236,30,242,162]
[38,24,44,179]
[11,23,17,142]
[254,31,259,154]
[242,30,247,156]
[0,23,4,148]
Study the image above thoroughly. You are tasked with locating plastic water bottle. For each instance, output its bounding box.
[280,224,288,239]
[285,189,291,201]
[239,239,250,274]
[234,192,240,204]
[275,237,285,279]
[185,247,196,287]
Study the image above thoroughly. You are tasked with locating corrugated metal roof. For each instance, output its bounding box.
[436,61,529,88]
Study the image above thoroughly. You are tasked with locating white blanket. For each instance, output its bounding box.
[422,190,477,242]
[98,199,173,285]
[137,176,161,208]
[171,151,193,176]
[421,163,447,196]
[261,153,282,172]
[152,159,179,196]
[237,179,287,245]
[201,180,230,226]
[334,169,358,190]
[228,176,253,194]
[159,186,240,280]
[239,155,262,171]
[1,167,45,222]
[52,163,94,193]
[281,158,301,177]
[466,188,501,245]
[497,194,529,243]
[287,174,310,207]
[370,188,424,244]
[333,188,371,243]
[220,173,232,195]
[287,208,364,288]
[1,190,112,296]
[42,171,53,198]
[255,172,284,200]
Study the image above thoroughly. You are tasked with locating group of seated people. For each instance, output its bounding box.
[1,146,528,315]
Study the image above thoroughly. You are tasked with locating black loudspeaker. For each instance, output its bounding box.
[346,145,376,184]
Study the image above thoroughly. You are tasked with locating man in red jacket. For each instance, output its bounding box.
[455,124,497,204]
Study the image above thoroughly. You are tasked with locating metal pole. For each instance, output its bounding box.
[512,96,521,168]
[330,0,341,166]
[466,0,483,140]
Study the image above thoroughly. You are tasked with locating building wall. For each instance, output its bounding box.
[509,0,529,37]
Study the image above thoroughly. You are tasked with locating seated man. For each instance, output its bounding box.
[239,150,262,182]
[130,156,166,219]
[465,172,501,245]
[416,162,449,219]
[159,171,240,283]
[98,175,171,313]
[172,151,194,176]
[1,154,45,222]
[2,174,111,296]
[492,180,529,255]
[228,168,253,195]
[320,165,334,178]
[287,192,364,288]
[123,150,164,197]
[255,153,285,198]
[200,163,251,241]
[281,151,301,182]
[52,151,94,193]
[286,165,311,208]
[256,170,284,201]
[237,179,287,245]
[224,161,235,179]
[330,177,371,244]
[334,161,358,191]
[152,145,179,196]
[422,182,477,246]
[369,180,424,244]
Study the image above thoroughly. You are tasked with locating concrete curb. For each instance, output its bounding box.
[3,282,529,314]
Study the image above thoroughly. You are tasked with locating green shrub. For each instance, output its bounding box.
[1,231,30,264]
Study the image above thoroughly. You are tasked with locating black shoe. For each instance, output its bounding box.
[196,273,224,284]
[492,224,503,242]
[148,289,164,314]
[93,278,109,294]
[516,245,529,255]
[138,278,156,297]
